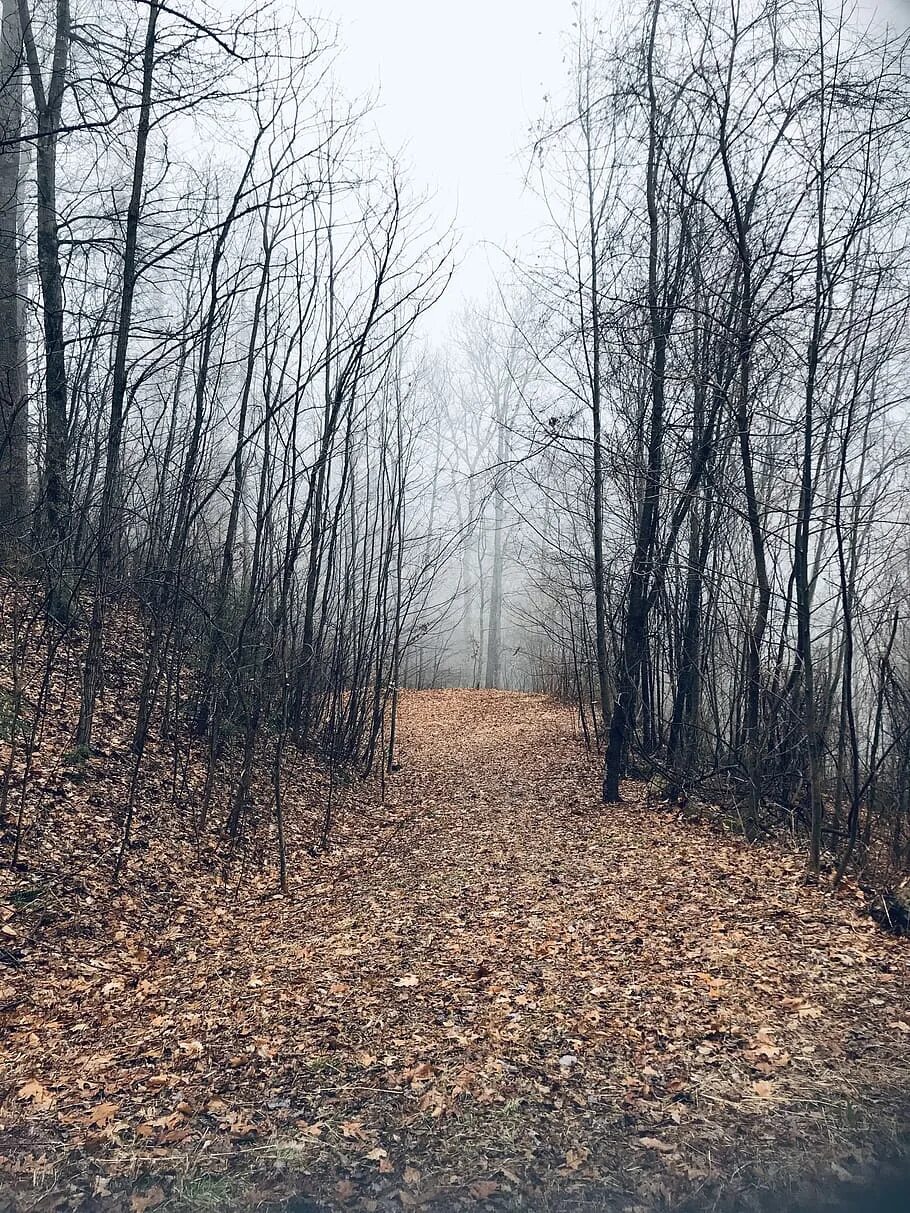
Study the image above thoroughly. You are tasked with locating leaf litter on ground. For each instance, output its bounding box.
[1,689,909,1211]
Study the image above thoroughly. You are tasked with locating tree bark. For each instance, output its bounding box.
[603,0,666,802]
[0,0,27,562]
[19,0,69,574]
[78,0,159,749]
[484,394,507,688]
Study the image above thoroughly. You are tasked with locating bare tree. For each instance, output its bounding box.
[0,0,27,561]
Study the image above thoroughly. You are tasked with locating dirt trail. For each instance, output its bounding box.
[2,690,910,1211]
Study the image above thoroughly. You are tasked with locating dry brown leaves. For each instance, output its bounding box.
[1,688,909,1211]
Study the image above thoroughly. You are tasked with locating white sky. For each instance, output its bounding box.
[325,0,910,329]
[328,0,582,325]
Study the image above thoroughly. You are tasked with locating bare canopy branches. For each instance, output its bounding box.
[508,0,910,876]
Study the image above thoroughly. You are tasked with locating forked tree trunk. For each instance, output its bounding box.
[603,0,666,802]
[78,0,159,749]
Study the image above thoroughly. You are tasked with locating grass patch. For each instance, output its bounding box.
[170,1174,248,1210]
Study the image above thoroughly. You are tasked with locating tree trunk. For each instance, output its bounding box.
[484,398,507,689]
[603,0,665,802]
[0,0,27,562]
[19,0,70,607]
[77,0,159,749]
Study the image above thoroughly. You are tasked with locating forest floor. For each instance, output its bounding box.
[2,689,910,1212]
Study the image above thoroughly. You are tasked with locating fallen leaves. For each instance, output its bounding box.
[468,1179,499,1199]
[339,1119,368,1141]
[16,1080,53,1109]
[84,1101,119,1128]
[743,1028,791,1076]
[637,1136,675,1153]
[562,1147,589,1171]
[751,1080,777,1100]
[365,1146,394,1174]
[130,1186,165,1212]
[1,689,909,1212]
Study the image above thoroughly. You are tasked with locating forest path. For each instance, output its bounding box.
[3,690,910,1211]
[268,688,910,1201]
[323,691,910,1100]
